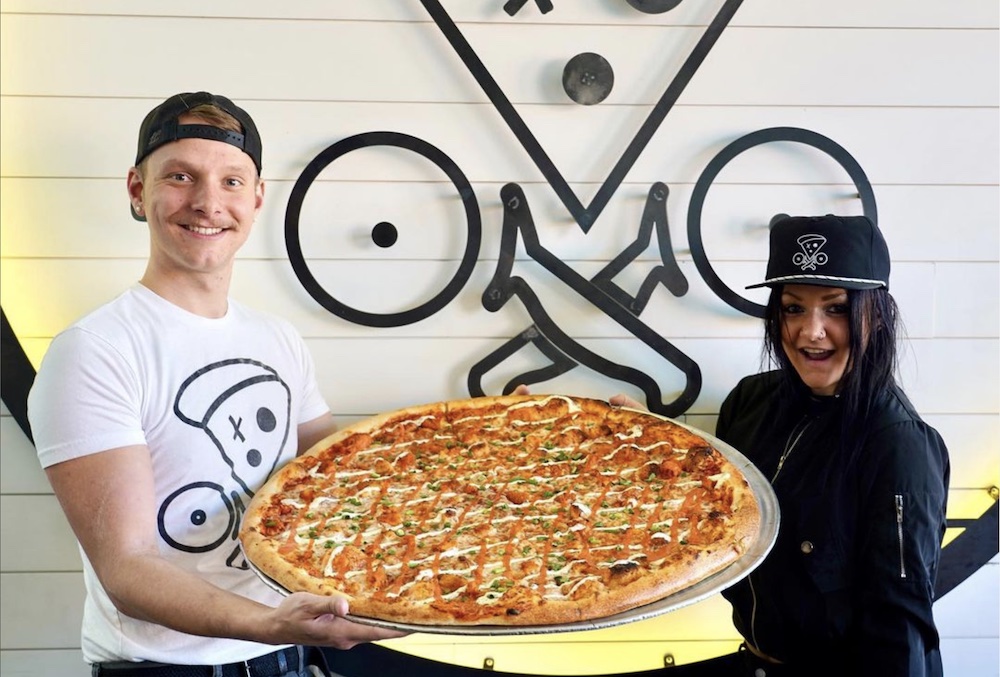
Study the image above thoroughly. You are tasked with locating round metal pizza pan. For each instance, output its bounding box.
[244,414,779,636]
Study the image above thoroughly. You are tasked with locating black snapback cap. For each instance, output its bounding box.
[131,92,262,220]
[747,214,890,291]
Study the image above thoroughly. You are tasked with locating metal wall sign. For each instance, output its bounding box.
[469,181,700,417]
[421,0,745,234]
[284,131,482,328]
[281,0,876,418]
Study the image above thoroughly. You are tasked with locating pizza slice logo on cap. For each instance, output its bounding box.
[792,233,829,271]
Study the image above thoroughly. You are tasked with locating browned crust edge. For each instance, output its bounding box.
[239,394,763,626]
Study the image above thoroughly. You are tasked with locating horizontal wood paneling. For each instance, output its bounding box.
[1,0,995,670]
[933,263,1000,338]
[5,318,997,419]
[2,14,996,106]
[1,0,998,29]
[3,179,998,264]
[922,415,1000,488]
[0,496,80,572]
[0,254,974,373]
[0,418,48,495]
[934,563,1000,638]
[940,638,1000,677]
[898,339,1000,415]
[0,257,960,340]
[0,572,85,649]
[303,335,1000,416]
[0,650,87,677]
[3,98,997,186]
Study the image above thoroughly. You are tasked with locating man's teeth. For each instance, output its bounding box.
[187,225,222,235]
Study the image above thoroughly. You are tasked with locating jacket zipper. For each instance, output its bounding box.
[771,418,811,483]
[748,418,812,656]
[895,494,907,579]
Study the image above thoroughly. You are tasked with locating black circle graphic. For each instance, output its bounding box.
[372,221,399,248]
[687,127,877,318]
[158,482,235,553]
[285,131,482,328]
[246,449,263,468]
[562,52,614,106]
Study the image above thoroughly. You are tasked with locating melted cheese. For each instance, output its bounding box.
[262,396,741,612]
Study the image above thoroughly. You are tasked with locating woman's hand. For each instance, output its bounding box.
[609,393,644,410]
[513,386,644,411]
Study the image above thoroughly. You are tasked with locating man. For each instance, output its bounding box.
[28,92,403,676]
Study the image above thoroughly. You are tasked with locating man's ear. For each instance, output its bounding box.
[255,177,265,215]
[127,166,146,219]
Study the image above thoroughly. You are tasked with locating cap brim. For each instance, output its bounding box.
[746,275,886,291]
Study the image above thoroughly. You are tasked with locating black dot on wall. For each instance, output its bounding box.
[625,0,683,14]
[372,221,399,248]
[562,52,614,106]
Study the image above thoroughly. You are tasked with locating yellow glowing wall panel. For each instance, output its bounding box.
[379,594,739,672]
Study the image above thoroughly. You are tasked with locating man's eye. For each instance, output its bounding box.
[169,173,190,181]
[225,178,244,187]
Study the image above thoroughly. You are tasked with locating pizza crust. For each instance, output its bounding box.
[240,395,763,626]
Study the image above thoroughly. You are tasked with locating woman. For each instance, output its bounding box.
[701,214,950,676]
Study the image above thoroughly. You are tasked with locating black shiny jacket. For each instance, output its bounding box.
[716,371,950,677]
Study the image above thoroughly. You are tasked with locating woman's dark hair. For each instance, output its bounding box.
[762,286,901,426]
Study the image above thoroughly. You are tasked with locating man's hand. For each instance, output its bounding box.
[270,593,408,650]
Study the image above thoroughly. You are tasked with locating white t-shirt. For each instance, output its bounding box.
[28,284,330,664]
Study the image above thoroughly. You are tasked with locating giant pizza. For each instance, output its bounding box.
[240,394,764,627]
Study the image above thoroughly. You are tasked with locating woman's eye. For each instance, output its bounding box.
[828,304,849,315]
[781,304,803,315]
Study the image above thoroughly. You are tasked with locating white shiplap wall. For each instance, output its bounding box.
[1,1,997,674]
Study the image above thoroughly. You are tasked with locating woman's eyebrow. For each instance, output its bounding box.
[820,291,849,302]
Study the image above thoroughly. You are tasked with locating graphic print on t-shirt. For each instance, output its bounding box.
[160,359,292,568]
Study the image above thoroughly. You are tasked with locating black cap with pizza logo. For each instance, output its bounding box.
[746,214,891,291]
